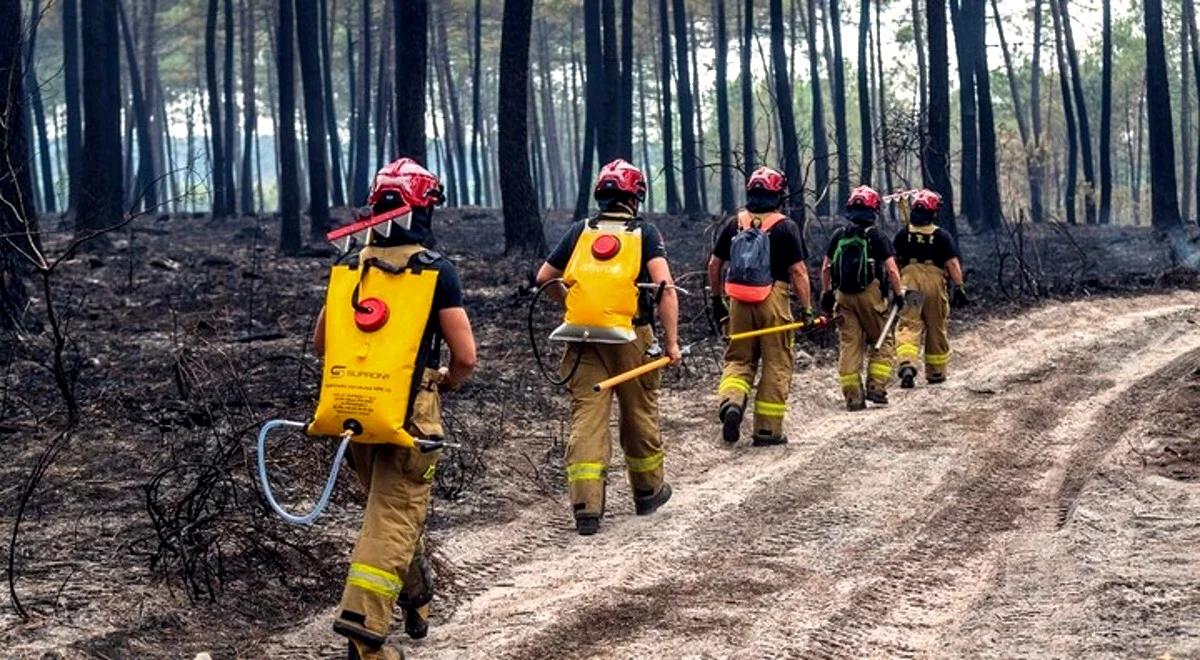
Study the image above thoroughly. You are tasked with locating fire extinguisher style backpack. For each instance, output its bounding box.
[724,211,786,303]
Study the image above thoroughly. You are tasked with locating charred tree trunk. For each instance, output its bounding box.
[239,0,257,214]
[656,0,681,213]
[1057,0,1095,224]
[1050,0,1078,225]
[1143,0,1182,230]
[855,0,871,186]
[80,0,124,232]
[970,0,1002,230]
[393,0,427,163]
[741,0,756,173]
[23,0,54,214]
[827,0,848,201]
[351,0,371,204]
[1,0,35,328]
[205,0,227,216]
[575,0,602,218]
[498,0,546,253]
[924,0,956,234]
[774,0,804,222]
[537,20,566,209]
[117,1,156,212]
[690,14,708,211]
[319,0,346,207]
[1186,0,1200,223]
[1182,9,1194,223]
[992,0,1040,223]
[470,0,484,205]
[620,0,635,158]
[1099,0,1113,224]
[277,0,302,254]
[950,0,979,226]
[296,0,331,233]
[223,0,237,211]
[599,0,621,162]
[912,0,927,124]
[673,0,703,213]
[803,0,828,215]
[62,0,83,210]
[1029,0,1045,223]
[436,8,470,206]
[714,0,735,212]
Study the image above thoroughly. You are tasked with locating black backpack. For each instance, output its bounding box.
[831,225,875,294]
[724,212,785,303]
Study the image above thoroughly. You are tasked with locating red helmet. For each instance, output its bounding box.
[367,158,446,208]
[594,159,647,201]
[746,166,787,194]
[911,189,943,214]
[846,185,881,211]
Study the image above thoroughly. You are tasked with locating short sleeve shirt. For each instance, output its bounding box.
[892,226,961,268]
[825,224,896,283]
[711,214,808,283]
[545,214,668,325]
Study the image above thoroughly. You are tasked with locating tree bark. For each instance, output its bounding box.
[774,0,804,222]
[714,0,735,212]
[576,0,602,217]
[1099,0,1113,224]
[673,0,703,213]
[1185,0,1200,223]
[0,0,35,328]
[350,0,371,204]
[1029,0,1045,223]
[855,0,871,186]
[62,0,83,211]
[803,0,828,215]
[296,0,331,233]
[690,12,708,211]
[970,0,1002,230]
[498,0,546,253]
[80,0,124,232]
[537,20,566,209]
[824,0,847,202]
[1182,7,1194,223]
[470,0,484,205]
[950,0,979,226]
[393,0,427,162]
[239,0,258,214]
[1057,0,1096,223]
[1050,0,1078,225]
[656,0,681,214]
[992,0,1041,223]
[23,0,54,214]
[924,0,956,234]
[319,0,346,207]
[117,0,156,212]
[638,43,655,212]
[277,0,302,254]
[223,0,237,211]
[1143,0,1182,230]
[205,0,227,216]
[741,0,756,173]
[441,9,471,207]
[620,0,635,158]
[599,0,621,162]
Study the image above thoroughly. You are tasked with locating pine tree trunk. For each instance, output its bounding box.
[856,0,872,186]
[873,0,894,206]
[714,0,735,212]
[1181,10,1193,223]
[690,12,708,211]
[117,0,156,212]
[575,0,602,218]
[774,0,804,222]
[673,0,703,213]
[351,0,371,204]
[620,0,635,158]
[638,44,655,212]
[205,0,227,216]
[1050,0,1078,225]
[950,0,979,226]
[498,0,546,253]
[393,0,427,162]
[992,0,1040,223]
[970,0,1002,230]
[924,0,957,234]
[1099,0,1113,224]
[319,0,346,207]
[224,0,237,211]
[827,0,848,201]
[239,0,257,214]
[803,0,828,216]
[0,0,35,328]
[656,0,680,213]
[143,0,167,208]
[537,20,566,209]
[741,0,756,173]
[62,0,83,210]
[1143,0,1182,230]
[80,0,124,232]
[439,8,471,208]
[24,0,55,214]
[1057,0,1095,224]
[296,0,331,233]
[470,0,484,205]
[1185,0,1200,223]
[375,0,393,172]
[277,0,302,254]
[911,0,927,124]
[1029,0,1045,223]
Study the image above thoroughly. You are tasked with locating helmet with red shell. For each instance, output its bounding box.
[746,166,787,194]
[593,159,647,201]
[846,185,882,212]
[367,158,446,209]
[910,188,943,214]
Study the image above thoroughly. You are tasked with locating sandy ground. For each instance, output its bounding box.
[255,291,1200,659]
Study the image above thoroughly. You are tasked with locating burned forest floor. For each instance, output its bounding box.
[3,209,1200,658]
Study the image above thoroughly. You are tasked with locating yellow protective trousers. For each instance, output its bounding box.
[561,326,666,519]
[333,368,442,648]
[717,282,795,437]
[897,263,951,379]
[836,281,895,404]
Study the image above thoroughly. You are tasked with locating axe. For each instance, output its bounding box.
[874,290,925,351]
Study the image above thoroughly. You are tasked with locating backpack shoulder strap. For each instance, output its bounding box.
[760,212,787,232]
[736,210,754,231]
[406,249,443,274]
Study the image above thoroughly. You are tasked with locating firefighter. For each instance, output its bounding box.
[708,166,813,445]
[315,159,478,660]
[894,189,968,387]
[819,185,905,411]
[535,159,680,536]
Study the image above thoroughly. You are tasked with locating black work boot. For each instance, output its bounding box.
[926,372,946,384]
[899,366,917,389]
[865,389,889,405]
[719,404,743,444]
[751,430,788,446]
[403,607,428,640]
[634,483,673,515]
[845,392,866,411]
[575,514,601,535]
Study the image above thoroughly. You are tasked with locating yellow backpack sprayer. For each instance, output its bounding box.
[256,207,456,525]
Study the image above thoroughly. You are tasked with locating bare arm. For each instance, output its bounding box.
[438,307,478,389]
[820,256,833,292]
[646,257,682,363]
[312,306,327,354]
[883,257,904,297]
[946,257,964,287]
[707,255,724,295]
[535,262,568,303]
[789,262,813,309]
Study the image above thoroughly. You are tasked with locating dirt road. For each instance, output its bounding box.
[273,292,1200,658]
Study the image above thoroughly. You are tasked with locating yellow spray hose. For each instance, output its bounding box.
[592,356,672,392]
[727,316,830,342]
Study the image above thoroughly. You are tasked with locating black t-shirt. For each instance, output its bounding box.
[546,214,669,326]
[711,214,808,283]
[825,224,896,283]
[892,226,960,268]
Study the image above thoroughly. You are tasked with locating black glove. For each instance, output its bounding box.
[820,291,836,316]
[802,307,818,325]
[951,285,970,309]
[710,295,729,323]
[891,289,907,310]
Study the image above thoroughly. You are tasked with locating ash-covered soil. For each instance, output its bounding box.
[1,209,1198,658]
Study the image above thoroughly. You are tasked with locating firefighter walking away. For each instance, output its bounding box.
[535,159,681,537]
[820,185,906,411]
[709,167,813,445]
[319,159,478,660]
[894,189,969,388]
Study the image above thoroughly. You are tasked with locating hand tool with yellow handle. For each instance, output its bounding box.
[592,356,673,392]
[728,315,831,342]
